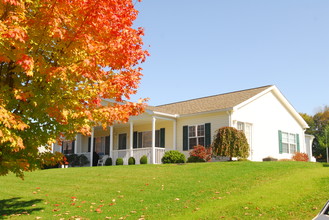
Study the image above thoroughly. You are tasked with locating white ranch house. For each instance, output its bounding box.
[53,85,315,165]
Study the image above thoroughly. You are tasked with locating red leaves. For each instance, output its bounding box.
[292,152,309,161]
[189,145,212,162]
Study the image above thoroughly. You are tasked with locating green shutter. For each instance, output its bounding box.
[278,130,283,154]
[160,128,165,148]
[205,123,211,147]
[138,132,142,148]
[296,133,300,152]
[105,136,110,155]
[133,132,138,149]
[183,126,188,151]
[88,137,91,152]
[72,140,75,154]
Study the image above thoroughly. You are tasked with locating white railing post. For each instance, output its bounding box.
[130,121,134,158]
[152,117,156,164]
[110,126,113,160]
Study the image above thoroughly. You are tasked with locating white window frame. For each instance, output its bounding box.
[188,124,205,150]
[281,132,297,154]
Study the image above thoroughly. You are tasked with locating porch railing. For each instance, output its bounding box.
[112,147,166,165]
[76,148,166,166]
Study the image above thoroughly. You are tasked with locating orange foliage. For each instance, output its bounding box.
[292,152,309,162]
[0,0,148,177]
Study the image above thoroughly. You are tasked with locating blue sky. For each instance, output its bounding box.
[132,0,329,115]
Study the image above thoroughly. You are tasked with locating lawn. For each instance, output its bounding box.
[0,161,328,219]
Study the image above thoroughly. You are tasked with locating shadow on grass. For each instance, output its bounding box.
[323,163,329,167]
[0,197,43,219]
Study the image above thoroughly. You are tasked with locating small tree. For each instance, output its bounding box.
[187,145,212,162]
[212,127,249,160]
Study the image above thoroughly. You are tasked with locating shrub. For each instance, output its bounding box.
[161,150,186,164]
[140,155,148,164]
[64,154,89,167]
[187,156,205,163]
[105,157,112,166]
[128,157,135,165]
[292,152,309,162]
[237,158,250,161]
[212,127,249,160]
[78,154,89,166]
[116,157,124,165]
[188,145,212,162]
[65,154,78,166]
[263,156,278,161]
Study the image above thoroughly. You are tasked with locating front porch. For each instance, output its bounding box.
[53,112,177,166]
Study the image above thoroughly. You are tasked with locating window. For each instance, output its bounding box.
[62,140,74,154]
[95,137,106,154]
[237,121,252,147]
[188,125,205,149]
[119,133,127,150]
[136,130,161,148]
[183,123,211,151]
[281,132,297,154]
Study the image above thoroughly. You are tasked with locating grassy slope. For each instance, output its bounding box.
[0,162,328,219]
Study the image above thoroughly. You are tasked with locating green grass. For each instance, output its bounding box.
[0,162,329,219]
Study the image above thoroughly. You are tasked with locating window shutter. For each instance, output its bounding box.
[138,132,142,148]
[278,130,283,154]
[160,128,165,148]
[183,126,188,151]
[105,136,110,155]
[205,123,211,147]
[94,137,96,150]
[61,142,64,153]
[72,140,75,154]
[133,132,138,149]
[88,137,91,152]
[296,133,300,152]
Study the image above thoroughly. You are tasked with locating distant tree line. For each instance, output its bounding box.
[300,106,329,162]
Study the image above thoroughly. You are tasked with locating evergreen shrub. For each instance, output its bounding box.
[140,155,148,164]
[128,157,135,165]
[105,157,112,166]
[161,150,186,164]
[116,157,124,165]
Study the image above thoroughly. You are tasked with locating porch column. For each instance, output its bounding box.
[74,134,79,154]
[130,121,134,157]
[173,120,177,150]
[152,117,156,164]
[90,127,95,167]
[110,126,113,159]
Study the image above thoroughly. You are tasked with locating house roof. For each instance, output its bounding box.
[146,85,273,115]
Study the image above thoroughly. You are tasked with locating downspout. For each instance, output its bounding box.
[226,110,233,127]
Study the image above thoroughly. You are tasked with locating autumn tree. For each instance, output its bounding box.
[212,127,249,160]
[0,0,148,177]
[300,106,329,161]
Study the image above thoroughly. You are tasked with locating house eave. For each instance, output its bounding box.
[179,107,234,118]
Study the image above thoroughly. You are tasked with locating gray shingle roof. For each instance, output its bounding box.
[146,85,272,115]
